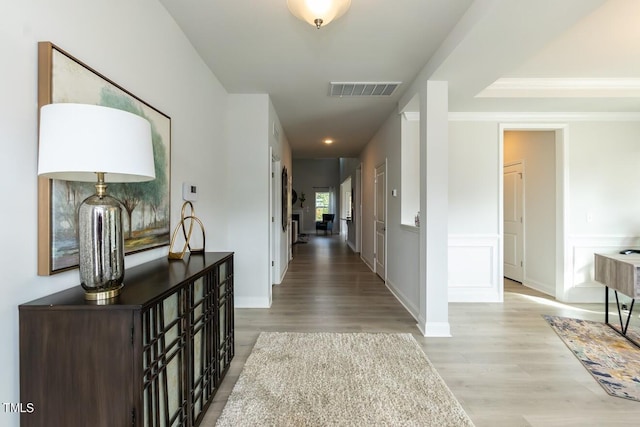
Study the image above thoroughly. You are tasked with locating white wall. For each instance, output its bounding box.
[340,158,361,182]
[227,95,271,307]
[504,131,556,295]
[269,99,293,283]
[566,121,640,301]
[448,121,502,302]
[449,116,640,303]
[417,81,450,336]
[360,113,421,318]
[1,0,229,423]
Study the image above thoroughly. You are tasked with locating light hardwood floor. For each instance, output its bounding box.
[202,234,640,426]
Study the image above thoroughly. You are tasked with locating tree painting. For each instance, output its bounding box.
[47,46,171,272]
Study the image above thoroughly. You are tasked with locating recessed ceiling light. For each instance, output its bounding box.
[324,139,334,144]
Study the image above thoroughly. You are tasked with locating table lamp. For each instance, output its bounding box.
[38,103,155,300]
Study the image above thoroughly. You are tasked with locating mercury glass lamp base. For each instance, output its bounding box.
[78,192,126,296]
[84,283,124,301]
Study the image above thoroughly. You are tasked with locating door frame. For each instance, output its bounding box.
[499,124,567,301]
[374,159,388,281]
[270,150,282,289]
[356,164,362,253]
[340,177,352,241]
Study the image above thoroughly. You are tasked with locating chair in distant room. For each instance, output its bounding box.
[315,214,335,235]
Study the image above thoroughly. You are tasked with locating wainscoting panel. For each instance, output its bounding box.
[448,235,501,302]
[564,235,640,302]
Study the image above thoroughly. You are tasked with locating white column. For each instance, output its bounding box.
[418,80,450,337]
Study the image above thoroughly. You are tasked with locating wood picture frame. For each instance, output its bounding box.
[37,42,171,276]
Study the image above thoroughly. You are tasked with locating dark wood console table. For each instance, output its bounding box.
[594,252,639,347]
[20,252,234,427]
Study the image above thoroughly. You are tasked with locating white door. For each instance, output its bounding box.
[374,162,386,280]
[504,163,524,282]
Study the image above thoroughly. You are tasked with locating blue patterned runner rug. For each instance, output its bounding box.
[543,315,640,401]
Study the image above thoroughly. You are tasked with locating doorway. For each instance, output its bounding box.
[501,128,561,298]
[340,177,352,241]
[270,154,281,286]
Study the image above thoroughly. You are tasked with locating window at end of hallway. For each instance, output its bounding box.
[315,191,330,220]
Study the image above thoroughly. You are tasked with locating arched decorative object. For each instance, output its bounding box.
[168,201,206,260]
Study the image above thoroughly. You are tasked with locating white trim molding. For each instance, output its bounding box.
[400,224,420,234]
[523,277,554,297]
[477,78,640,98]
[385,279,419,321]
[360,254,374,272]
[499,123,568,306]
[234,296,271,308]
[417,320,451,337]
[402,111,420,121]
[449,112,640,122]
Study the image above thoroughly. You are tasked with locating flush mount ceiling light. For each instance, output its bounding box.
[287,0,351,29]
[323,138,334,144]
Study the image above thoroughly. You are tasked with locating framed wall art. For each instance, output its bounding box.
[37,42,171,276]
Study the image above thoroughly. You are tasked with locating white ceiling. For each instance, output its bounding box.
[159,0,640,158]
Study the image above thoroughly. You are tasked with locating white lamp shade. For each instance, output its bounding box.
[38,103,155,183]
[287,0,351,28]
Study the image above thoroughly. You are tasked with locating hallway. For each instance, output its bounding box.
[204,235,640,426]
[270,234,416,331]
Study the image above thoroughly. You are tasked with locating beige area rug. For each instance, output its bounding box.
[216,332,474,426]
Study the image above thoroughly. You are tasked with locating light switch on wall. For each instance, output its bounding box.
[183,182,198,201]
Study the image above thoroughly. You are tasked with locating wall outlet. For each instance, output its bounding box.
[182,182,198,201]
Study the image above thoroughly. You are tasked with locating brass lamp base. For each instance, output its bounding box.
[84,283,124,301]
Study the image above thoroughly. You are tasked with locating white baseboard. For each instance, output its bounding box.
[417,320,451,337]
[449,288,502,303]
[361,255,374,272]
[234,297,271,308]
[563,286,606,303]
[523,277,554,296]
[385,279,419,321]
[278,263,288,284]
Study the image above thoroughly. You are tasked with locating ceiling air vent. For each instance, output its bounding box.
[329,82,401,97]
